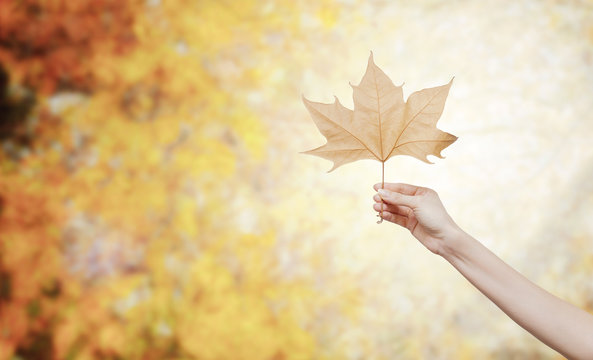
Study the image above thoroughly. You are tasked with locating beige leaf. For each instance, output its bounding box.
[303,52,457,172]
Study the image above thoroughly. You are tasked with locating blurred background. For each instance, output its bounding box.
[1,0,592,359]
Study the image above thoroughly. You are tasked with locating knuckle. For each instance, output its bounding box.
[423,187,435,195]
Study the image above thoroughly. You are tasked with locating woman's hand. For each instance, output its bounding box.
[373,182,593,359]
[373,183,462,256]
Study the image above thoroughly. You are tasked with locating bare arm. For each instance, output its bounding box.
[373,183,593,360]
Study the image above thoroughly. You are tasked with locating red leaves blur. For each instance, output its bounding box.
[0,0,139,93]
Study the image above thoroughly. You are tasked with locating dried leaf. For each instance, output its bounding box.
[302,52,457,172]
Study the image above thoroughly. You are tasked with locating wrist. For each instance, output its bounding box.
[438,226,477,265]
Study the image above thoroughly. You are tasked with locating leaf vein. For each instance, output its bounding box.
[385,87,446,159]
[309,106,380,159]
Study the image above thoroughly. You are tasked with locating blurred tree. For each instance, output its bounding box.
[0,0,139,93]
[0,0,347,359]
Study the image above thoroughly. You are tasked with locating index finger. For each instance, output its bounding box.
[373,182,420,196]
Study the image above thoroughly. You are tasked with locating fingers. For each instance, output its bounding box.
[373,182,419,195]
[376,188,417,208]
[372,198,411,216]
[373,192,413,228]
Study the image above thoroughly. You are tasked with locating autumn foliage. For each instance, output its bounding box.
[0,1,341,359]
[0,0,138,94]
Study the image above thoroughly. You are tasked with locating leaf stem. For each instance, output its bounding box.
[377,161,384,224]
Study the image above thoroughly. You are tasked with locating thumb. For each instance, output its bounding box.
[378,189,417,208]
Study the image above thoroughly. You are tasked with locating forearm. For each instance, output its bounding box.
[442,229,593,360]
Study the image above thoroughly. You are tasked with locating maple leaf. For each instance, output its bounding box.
[302,52,457,222]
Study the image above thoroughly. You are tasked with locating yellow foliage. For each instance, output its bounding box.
[0,0,379,359]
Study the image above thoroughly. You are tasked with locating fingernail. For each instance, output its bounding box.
[378,189,389,197]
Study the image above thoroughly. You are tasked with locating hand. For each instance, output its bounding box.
[376,184,593,359]
[373,183,462,256]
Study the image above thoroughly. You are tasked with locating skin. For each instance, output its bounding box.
[373,183,593,360]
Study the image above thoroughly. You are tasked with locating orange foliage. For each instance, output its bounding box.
[0,176,71,359]
[0,0,342,359]
[0,0,139,93]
